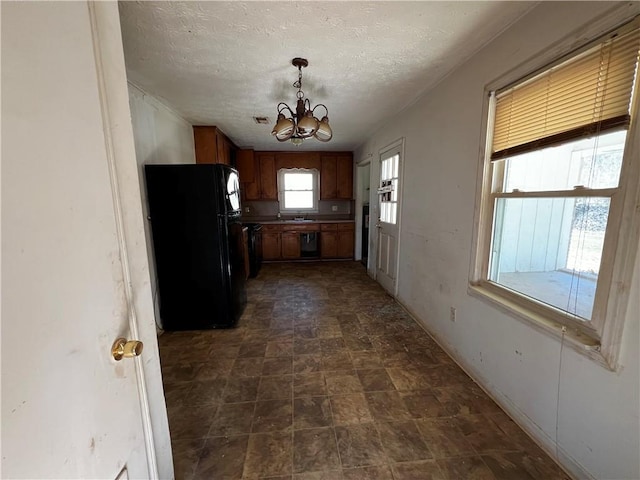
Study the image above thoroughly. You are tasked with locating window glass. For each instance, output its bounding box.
[502,131,626,192]
[278,168,318,212]
[489,195,609,320]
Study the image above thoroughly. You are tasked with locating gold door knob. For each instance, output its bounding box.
[111,337,144,361]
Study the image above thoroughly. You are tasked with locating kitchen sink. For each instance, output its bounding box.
[285,219,315,222]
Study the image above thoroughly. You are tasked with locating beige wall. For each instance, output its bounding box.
[356,2,640,479]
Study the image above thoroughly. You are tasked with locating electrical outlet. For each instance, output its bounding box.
[331,205,338,212]
[450,307,456,322]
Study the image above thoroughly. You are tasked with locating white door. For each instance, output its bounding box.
[376,144,403,295]
[2,2,160,478]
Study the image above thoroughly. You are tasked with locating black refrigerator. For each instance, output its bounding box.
[145,164,246,330]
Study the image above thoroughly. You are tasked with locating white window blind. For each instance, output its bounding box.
[492,23,640,160]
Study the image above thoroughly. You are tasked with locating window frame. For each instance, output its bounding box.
[469,18,640,370]
[277,167,320,213]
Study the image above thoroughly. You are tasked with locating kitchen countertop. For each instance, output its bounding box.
[249,219,355,225]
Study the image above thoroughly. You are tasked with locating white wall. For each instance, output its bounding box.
[127,84,195,328]
[2,2,172,478]
[356,2,640,479]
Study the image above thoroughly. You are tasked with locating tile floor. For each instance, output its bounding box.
[159,262,569,480]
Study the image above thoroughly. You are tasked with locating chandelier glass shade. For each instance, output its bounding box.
[272,58,332,144]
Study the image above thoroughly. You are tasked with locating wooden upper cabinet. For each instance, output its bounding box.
[276,152,321,171]
[320,155,337,199]
[320,153,353,200]
[257,153,277,200]
[336,154,354,199]
[236,150,255,183]
[193,126,236,165]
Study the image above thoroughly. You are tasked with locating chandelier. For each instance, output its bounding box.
[271,58,332,145]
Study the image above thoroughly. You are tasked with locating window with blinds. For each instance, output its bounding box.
[472,18,640,367]
[492,22,639,160]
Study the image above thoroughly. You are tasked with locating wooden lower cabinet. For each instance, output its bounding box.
[337,230,354,258]
[262,232,281,260]
[281,232,300,259]
[261,222,354,261]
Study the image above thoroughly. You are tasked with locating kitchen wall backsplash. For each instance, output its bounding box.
[242,200,352,218]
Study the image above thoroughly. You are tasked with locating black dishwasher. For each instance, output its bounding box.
[300,232,319,258]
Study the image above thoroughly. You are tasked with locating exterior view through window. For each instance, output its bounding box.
[490,131,625,320]
[278,168,318,211]
[475,20,640,360]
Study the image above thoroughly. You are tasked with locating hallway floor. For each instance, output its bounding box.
[159,262,569,480]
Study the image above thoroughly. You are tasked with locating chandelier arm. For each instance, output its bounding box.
[311,104,329,117]
[277,102,295,117]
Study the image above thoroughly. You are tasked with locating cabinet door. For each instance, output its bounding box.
[281,232,300,259]
[320,231,338,258]
[236,150,255,183]
[336,154,354,199]
[262,232,281,260]
[337,230,354,258]
[193,126,217,164]
[258,154,277,200]
[320,155,337,199]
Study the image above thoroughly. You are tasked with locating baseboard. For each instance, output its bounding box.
[396,299,595,480]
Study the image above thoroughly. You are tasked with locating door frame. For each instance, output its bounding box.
[374,138,405,297]
[355,159,371,266]
[90,2,170,477]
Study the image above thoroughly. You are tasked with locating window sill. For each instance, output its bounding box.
[467,284,614,371]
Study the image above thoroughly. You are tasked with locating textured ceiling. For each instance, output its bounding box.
[119,1,535,152]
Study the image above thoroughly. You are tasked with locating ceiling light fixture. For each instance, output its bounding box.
[271,58,332,144]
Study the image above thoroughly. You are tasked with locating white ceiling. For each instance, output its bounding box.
[119,1,535,152]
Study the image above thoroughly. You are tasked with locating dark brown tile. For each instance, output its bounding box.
[294,471,342,479]
[244,432,293,478]
[162,362,202,384]
[357,369,396,391]
[294,339,321,355]
[223,377,259,403]
[266,339,294,357]
[231,357,264,377]
[343,334,374,351]
[258,375,293,400]
[434,385,501,415]
[184,379,227,406]
[391,461,446,480]
[294,396,333,429]
[330,394,373,425]
[263,357,294,376]
[480,452,537,480]
[365,391,412,421]
[238,341,268,358]
[376,421,432,462]
[163,382,191,407]
[401,390,460,418]
[321,351,354,372]
[171,437,205,480]
[252,399,293,433]
[209,344,241,358]
[192,358,235,380]
[386,367,429,391]
[487,411,543,453]
[195,434,248,479]
[334,423,387,468]
[208,401,255,436]
[320,337,347,353]
[482,451,570,480]
[416,418,475,458]
[350,351,383,369]
[437,456,496,480]
[293,427,341,473]
[294,354,322,374]
[325,372,363,395]
[167,404,217,440]
[294,372,327,397]
[454,414,516,453]
[342,465,393,479]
